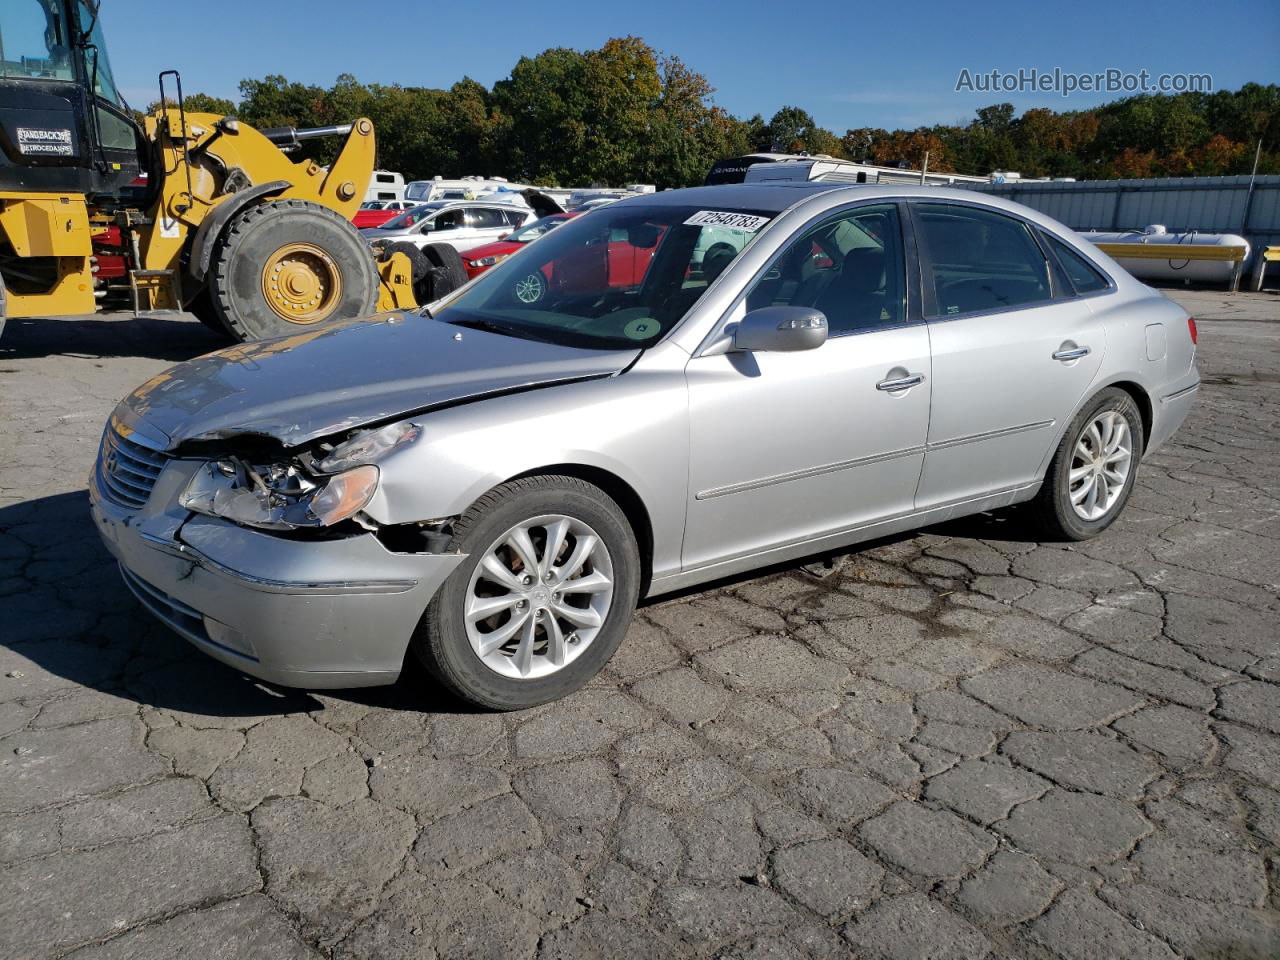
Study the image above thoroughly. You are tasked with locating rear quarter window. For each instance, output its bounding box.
[1044,233,1112,294]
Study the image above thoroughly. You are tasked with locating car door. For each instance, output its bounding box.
[460,207,511,251]
[683,202,932,571]
[909,200,1105,509]
[412,208,469,250]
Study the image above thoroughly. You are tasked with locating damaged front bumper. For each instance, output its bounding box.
[90,458,465,689]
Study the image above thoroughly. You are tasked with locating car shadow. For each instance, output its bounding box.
[639,505,1047,607]
[0,313,228,362]
[1,491,480,721]
[5,487,1046,719]
[922,503,1047,543]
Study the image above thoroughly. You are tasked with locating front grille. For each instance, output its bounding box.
[97,421,169,509]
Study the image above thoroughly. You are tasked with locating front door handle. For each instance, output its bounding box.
[1052,345,1091,361]
[877,373,925,392]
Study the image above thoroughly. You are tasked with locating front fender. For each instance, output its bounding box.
[365,362,690,582]
[186,180,290,286]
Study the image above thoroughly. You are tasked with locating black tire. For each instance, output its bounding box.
[421,266,450,302]
[1031,387,1145,541]
[414,475,641,710]
[207,198,378,341]
[420,242,468,299]
[187,287,232,338]
[382,241,434,304]
[0,271,7,343]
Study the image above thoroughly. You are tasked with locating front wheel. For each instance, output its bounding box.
[207,198,378,341]
[1031,387,1144,540]
[414,475,640,710]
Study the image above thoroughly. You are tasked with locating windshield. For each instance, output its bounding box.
[1,0,73,81]
[77,0,122,105]
[434,203,774,350]
[360,201,385,210]
[508,215,571,243]
[379,204,441,230]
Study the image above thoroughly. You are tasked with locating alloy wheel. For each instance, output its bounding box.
[464,514,614,679]
[1068,410,1132,521]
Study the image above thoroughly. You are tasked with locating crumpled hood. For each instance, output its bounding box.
[115,312,638,450]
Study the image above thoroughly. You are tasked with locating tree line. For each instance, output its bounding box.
[155,36,1279,187]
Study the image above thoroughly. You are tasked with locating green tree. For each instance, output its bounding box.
[142,91,237,117]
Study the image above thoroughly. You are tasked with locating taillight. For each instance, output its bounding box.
[1187,316,1198,345]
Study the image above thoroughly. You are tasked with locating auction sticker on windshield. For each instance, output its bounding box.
[683,211,770,231]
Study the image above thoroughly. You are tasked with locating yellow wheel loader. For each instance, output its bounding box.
[0,0,413,342]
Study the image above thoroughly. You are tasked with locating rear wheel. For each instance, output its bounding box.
[208,199,378,341]
[420,243,469,300]
[1031,387,1144,540]
[382,241,434,304]
[0,271,7,342]
[414,475,640,710]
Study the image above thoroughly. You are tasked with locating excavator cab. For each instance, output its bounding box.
[0,0,143,196]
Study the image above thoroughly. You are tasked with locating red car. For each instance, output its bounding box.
[461,213,579,279]
[353,200,416,229]
[462,211,662,298]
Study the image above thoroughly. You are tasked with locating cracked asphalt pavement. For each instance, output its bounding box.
[1,289,1278,960]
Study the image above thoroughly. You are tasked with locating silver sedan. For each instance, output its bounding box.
[90,183,1199,709]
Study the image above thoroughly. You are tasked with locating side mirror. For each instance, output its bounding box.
[733,306,828,353]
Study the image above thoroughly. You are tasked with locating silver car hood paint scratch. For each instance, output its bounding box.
[115,313,639,449]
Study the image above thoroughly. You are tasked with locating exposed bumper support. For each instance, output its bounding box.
[91,464,465,689]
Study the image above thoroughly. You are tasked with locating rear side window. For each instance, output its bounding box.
[1044,233,1111,294]
[914,203,1051,316]
[468,208,508,229]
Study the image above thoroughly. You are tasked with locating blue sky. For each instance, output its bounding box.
[102,0,1278,131]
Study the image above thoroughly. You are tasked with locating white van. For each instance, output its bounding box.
[404,176,532,204]
[708,153,988,188]
[363,170,406,203]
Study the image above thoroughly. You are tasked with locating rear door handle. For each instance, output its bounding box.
[1052,345,1091,361]
[877,373,925,392]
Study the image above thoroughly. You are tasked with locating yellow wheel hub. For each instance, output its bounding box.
[261,243,342,324]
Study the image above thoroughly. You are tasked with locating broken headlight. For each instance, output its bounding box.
[316,422,421,473]
[180,458,379,531]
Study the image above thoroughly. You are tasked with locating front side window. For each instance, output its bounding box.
[914,203,1051,316]
[1044,233,1111,294]
[434,203,775,350]
[745,203,906,335]
[429,209,465,232]
[0,0,74,81]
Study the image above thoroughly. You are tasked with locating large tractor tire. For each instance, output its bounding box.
[0,271,7,342]
[207,198,378,341]
[421,243,469,300]
[187,287,232,338]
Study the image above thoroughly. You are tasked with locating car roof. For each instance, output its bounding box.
[617,182,1074,229]
[618,182,847,214]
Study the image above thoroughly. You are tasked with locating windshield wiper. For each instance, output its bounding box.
[447,317,558,344]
